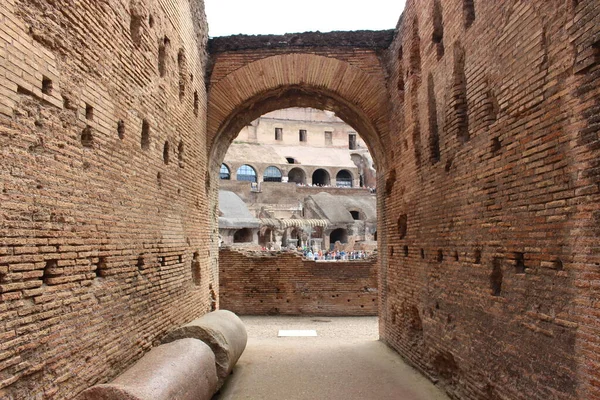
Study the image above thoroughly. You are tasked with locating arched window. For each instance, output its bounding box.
[330,228,348,250]
[263,166,282,182]
[220,164,231,180]
[336,170,353,187]
[233,228,253,243]
[288,167,306,184]
[236,164,257,182]
[312,169,330,186]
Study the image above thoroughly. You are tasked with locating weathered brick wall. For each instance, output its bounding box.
[382,1,600,399]
[219,248,378,316]
[0,0,216,398]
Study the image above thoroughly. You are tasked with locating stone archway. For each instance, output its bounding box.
[206,53,390,176]
[206,48,390,327]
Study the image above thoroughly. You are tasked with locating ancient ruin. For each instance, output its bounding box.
[1,0,599,399]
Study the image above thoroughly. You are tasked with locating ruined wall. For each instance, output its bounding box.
[382,1,600,399]
[219,248,378,316]
[0,0,214,398]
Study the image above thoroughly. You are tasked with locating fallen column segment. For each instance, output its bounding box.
[162,309,248,389]
[76,338,217,400]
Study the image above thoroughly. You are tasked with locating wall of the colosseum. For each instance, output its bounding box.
[381,1,600,399]
[219,248,378,316]
[0,0,214,398]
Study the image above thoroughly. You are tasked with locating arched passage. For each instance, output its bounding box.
[206,50,389,324]
[233,228,253,243]
[263,166,282,182]
[236,164,257,182]
[288,167,306,184]
[330,228,348,249]
[336,169,353,187]
[220,163,231,180]
[312,169,330,186]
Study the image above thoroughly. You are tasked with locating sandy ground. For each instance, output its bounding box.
[214,316,449,400]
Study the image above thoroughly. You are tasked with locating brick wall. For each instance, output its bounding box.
[0,0,215,398]
[219,248,378,316]
[381,1,600,399]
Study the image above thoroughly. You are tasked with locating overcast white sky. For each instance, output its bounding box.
[204,0,407,37]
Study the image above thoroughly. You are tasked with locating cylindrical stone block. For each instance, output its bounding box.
[161,310,247,388]
[76,338,217,400]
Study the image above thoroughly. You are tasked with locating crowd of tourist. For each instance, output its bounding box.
[300,248,370,261]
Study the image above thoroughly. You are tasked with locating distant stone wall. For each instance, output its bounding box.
[219,248,378,316]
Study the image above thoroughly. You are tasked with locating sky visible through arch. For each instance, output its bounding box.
[204,0,407,38]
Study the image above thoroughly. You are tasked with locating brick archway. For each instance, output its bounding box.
[206,52,391,178]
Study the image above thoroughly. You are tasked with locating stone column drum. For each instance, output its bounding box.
[162,309,248,389]
[76,338,218,400]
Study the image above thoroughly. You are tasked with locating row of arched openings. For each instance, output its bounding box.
[220,164,353,186]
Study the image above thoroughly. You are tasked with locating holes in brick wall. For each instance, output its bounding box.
[385,169,396,196]
[433,351,459,380]
[178,49,187,101]
[157,172,162,187]
[390,247,394,257]
[141,119,150,149]
[158,36,170,78]
[412,125,422,167]
[158,256,166,266]
[178,254,183,263]
[554,258,564,271]
[432,0,444,59]
[453,251,459,261]
[463,0,475,29]
[515,252,526,274]
[485,85,500,124]
[575,39,600,75]
[452,43,469,143]
[117,120,125,139]
[136,255,145,270]
[43,260,58,285]
[193,91,199,117]
[163,141,170,165]
[444,158,452,173]
[178,140,185,168]
[130,13,143,46]
[437,249,444,263]
[397,46,405,101]
[409,18,421,77]
[398,214,408,239]
[403,245,409,257]
[474,249,482,264]
[81,126,94,148]
[41,76,53,96]
[85,104,94,120]
[491,137,501,154]
[148,14,154,28]
[62,96,72,110]
[192,251,201,286]
[427,74,440,164]
[490,257,503,296]
[96,256,107,278]
[420,249,425,259]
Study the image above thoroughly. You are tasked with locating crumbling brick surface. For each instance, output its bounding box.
[0,0,215,398]
[219,248,378,316]
[381,1,600,399]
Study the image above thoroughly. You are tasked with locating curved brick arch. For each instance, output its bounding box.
[206,53,390,178]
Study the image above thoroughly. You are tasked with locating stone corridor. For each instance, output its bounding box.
[215,316,449,400]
